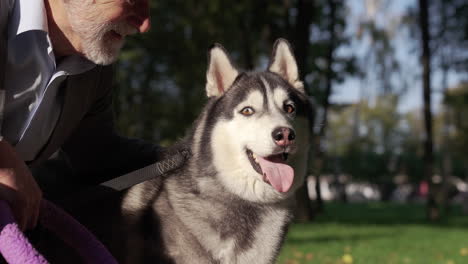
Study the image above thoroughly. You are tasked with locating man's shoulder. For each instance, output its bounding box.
[75,64,114,81]
[68,64,115,98]
[93,64,115,84]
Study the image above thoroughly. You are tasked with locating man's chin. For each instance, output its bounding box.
[83,45,122,65]
[88,55,119,65]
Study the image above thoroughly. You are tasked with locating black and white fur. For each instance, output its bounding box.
[115,39,313,264]
[52,39,313,264]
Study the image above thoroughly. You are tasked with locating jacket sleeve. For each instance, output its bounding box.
[1,0,15,128]
[61,65,164,185]
[0,0,14,35]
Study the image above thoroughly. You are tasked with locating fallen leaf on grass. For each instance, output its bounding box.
[341,254,353,264]
[460,248,468,256]
[293,251,304,258]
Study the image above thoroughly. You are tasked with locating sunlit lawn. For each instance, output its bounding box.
[277,202,468,264]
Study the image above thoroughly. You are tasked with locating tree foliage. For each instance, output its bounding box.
[112,1,468,208]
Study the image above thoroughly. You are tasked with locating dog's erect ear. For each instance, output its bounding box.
[268,39,305,94]
[206,44,239,97]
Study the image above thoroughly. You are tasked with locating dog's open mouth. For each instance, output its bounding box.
[246,149,294,193]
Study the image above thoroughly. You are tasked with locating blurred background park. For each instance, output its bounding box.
[114,0,468,263]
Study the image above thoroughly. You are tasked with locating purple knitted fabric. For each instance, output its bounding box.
[0,201,48,264]
[0,200,118,264]
[40,200,118,264]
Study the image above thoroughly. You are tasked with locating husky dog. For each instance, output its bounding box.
[41,39,312,264]
[110,39,313,264]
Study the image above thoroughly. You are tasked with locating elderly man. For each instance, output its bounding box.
[0,0,166,232]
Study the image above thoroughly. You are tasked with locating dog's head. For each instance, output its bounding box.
[199,39,312,203]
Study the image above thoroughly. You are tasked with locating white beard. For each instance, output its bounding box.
[65,3,136,65]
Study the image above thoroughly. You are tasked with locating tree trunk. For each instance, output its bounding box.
[312,0,338,214]
[292,0,315,222]
[418,0,438,221]
[439,63,451,216]
[294,0,314,79]
[438,0,452,216]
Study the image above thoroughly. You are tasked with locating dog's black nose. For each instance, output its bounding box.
[272,127,295,146]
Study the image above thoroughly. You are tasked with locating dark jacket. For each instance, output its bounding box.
[1,2,160,198]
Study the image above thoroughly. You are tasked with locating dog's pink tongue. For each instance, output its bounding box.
[257,156,294,193]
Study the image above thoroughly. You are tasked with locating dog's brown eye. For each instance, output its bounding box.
[284,104,295,114]
[240,107,255,116]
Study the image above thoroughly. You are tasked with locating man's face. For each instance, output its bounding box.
[65,0,150,65]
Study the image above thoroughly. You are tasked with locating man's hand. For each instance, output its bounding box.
[0,140,42,230]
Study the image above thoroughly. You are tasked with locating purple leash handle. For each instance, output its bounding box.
[0,200,118,264]
[0,201,47,264]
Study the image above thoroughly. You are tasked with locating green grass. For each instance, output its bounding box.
[277,202,468,264]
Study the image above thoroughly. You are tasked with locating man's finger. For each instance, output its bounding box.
[12,205,27,231]
[0,184,26,229]
[15,194,29,231]
[0,183,17,205]
[28,198,41,230]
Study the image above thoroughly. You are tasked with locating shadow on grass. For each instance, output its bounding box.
[286,232,393,244]
[306,202,468,228]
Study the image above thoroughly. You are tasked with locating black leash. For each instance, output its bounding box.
[59,149,191,207]
[99,149,191,191]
